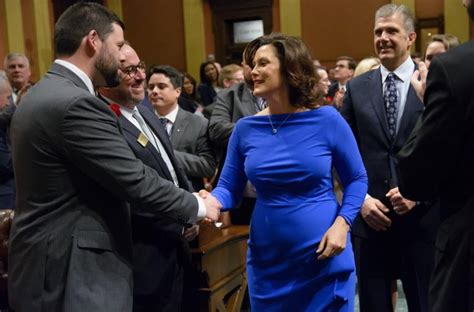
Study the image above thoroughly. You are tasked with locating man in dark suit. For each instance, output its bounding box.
[99,47,200,311]
[148,65,216,192]
[341,4,436,312]
[397,1,474,310]
[8,4,219,311]
[208,39,265,225]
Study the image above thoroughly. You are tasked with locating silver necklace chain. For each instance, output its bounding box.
[268,113,293,134]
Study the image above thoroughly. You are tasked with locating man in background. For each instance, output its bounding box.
[4,53,31,105]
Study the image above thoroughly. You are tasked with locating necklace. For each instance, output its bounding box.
[268,113,293,134]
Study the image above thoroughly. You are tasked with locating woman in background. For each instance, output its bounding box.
[178,72,201,113]
[197,61,220,107]
[210,33,367,311]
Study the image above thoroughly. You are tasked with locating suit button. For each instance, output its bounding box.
[383,179,389,185]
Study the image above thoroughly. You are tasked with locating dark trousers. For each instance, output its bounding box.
[353,235,434,312]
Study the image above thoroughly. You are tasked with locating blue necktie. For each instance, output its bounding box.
[384,73,398,138]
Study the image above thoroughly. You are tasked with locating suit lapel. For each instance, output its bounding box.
[369,70,392,143]
[119,114,173,181]
[394,84,423,145]
[171,108,187,147]
[139,107,192,191]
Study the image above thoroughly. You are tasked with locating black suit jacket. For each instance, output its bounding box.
[397,41,474,311]
[341,66,431,240]
[116,104,193,298]
[8,63,199,311]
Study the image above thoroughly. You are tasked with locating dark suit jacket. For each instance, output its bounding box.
[208,82,258,149]
[327,82,339,98]
[197,83,217,107]
[341,67,431,240]
[116,104,193,301]
[8,63,199,312]
[397,41,474,311]
[171,107,216,191]
[0,126,14,209]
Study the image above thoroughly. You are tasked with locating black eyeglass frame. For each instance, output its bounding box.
[120,60,146,78]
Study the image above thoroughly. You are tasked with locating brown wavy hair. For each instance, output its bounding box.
[244,33,320,109]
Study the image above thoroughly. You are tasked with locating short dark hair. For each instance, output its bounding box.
[147,65,183,89]
[336,56,357,71]
[199,61,219,85]
[247,33,319,108]
[55,2,124,56]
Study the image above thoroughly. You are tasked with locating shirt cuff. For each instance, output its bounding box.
[364,193,372,200]
[193,193,206,220]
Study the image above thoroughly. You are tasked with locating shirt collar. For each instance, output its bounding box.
[156,104,179,123]
[380,56,414,83]
[54,59,95,95]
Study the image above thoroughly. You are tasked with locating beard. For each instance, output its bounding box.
[95,46,120,88]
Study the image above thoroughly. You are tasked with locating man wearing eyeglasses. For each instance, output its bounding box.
[8,4,220,311]
[98,44,201,312]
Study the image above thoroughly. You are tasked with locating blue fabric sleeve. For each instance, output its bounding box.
[331,113,368,227]
[211,123,248,210]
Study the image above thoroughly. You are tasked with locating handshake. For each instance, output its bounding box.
[196,190,222,223]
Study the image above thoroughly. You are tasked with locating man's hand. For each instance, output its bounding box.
[386,187,416,216]
[316,216,350,260]
[184,225,199,241]
[333,89,346,109]
[198,190,221,222]
[411,61,428,103]
[361,197,391,231]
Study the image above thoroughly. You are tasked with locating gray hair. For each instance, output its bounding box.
[3,52,30,69]
[0,74,11,92]
[375,4,415,33]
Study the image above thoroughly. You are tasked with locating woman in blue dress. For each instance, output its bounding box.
[209,34,368,311]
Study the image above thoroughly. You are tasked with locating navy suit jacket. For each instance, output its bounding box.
[341,67,433,240]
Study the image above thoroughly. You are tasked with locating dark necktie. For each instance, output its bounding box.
[383,72,398,138]
[160,117,170,137]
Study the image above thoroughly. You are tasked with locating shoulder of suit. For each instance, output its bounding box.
[348,68,378,87]
[179,107,208,125]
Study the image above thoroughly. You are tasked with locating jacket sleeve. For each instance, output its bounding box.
[60,96,199,224]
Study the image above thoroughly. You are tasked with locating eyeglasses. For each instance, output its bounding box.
[120,61,146,78]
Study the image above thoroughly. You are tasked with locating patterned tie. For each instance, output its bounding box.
[132,110,159,150]
[383,72,398,138]
[160,117,170,137]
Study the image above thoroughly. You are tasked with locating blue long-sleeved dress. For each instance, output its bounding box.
[212,106,367,311]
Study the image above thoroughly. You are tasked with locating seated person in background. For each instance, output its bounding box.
[197,61,221,107]
[149,65,216,192]
[178,72,202,114]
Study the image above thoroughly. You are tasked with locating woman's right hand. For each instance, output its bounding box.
[316,216,350,260]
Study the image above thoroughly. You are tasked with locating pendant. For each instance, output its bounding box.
[272,128,277,134]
